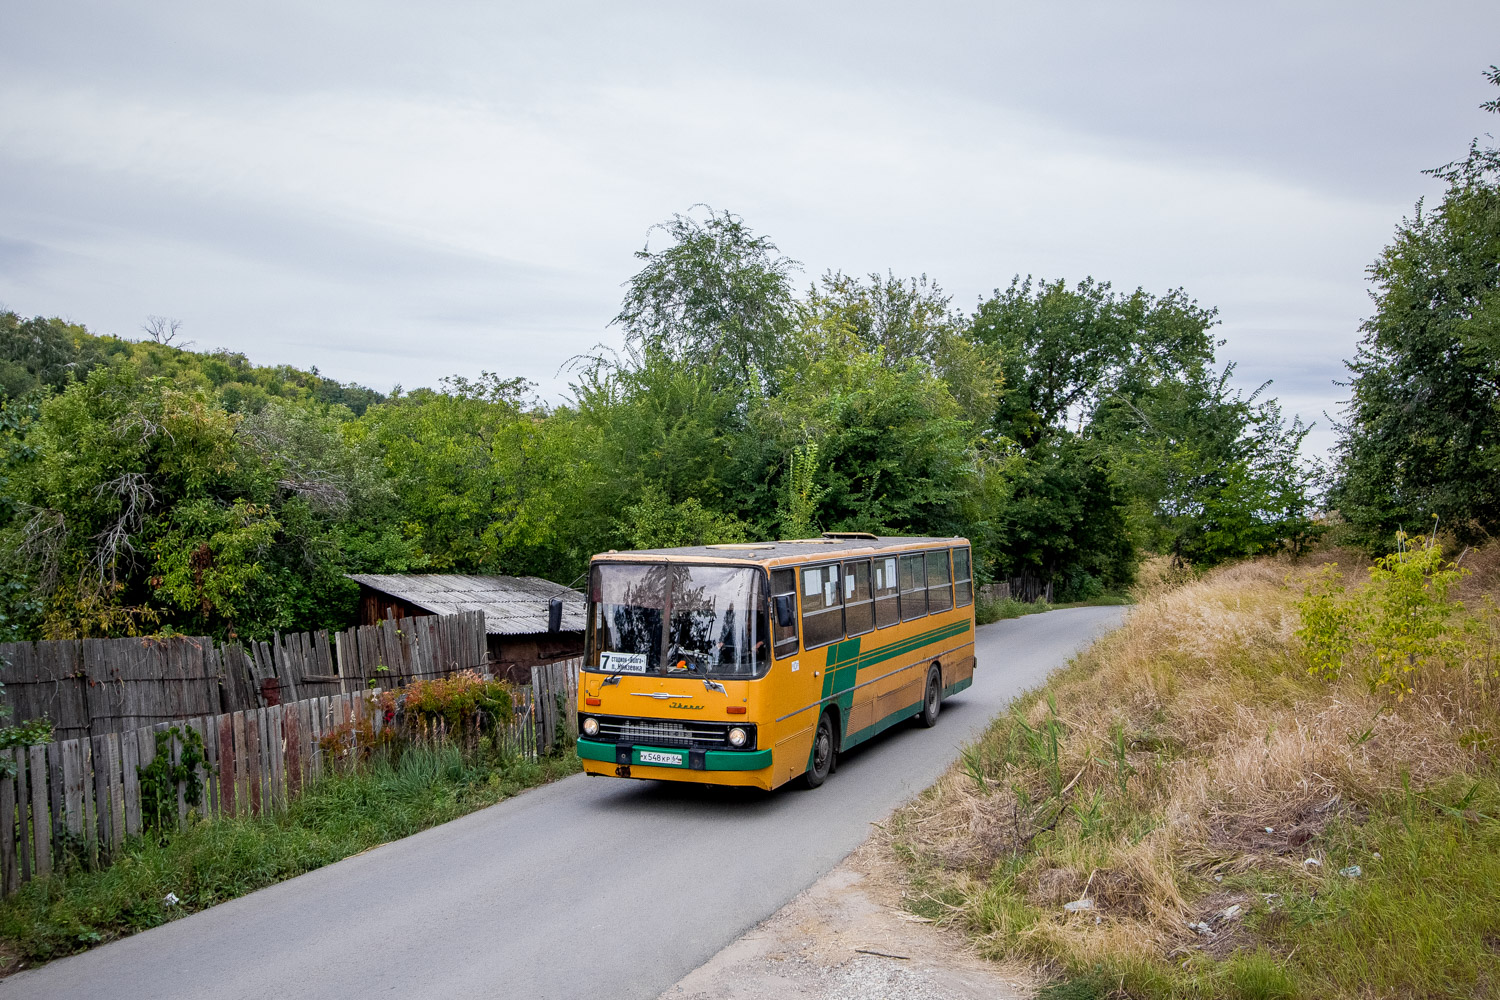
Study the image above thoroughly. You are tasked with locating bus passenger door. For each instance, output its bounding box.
[770,568,821,785]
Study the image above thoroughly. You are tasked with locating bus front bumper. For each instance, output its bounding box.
[576,738,772,772]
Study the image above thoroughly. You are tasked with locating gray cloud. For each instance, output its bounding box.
[2,1,1497,460]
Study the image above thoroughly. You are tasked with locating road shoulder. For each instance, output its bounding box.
[658,839,1032,1000]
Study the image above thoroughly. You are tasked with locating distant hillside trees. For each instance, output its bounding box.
[0,207,1318,641]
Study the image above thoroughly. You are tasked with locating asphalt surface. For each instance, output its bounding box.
[3,605,1126,1000]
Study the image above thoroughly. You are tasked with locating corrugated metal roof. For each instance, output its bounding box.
[347,573,586,636]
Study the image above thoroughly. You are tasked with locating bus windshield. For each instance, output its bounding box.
[588,563,768,677]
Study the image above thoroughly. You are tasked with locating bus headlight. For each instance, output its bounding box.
[728,727,748,747]
[582,717,599,737]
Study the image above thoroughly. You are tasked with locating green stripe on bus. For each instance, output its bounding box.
[942,675,972,698]
[576,739,771,772]
[849,620,970,670]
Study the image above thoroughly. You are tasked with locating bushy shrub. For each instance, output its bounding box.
[375,670,514,746]
[1295,534,1480,697]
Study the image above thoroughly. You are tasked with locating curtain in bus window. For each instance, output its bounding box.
[953,547,974,607]
[927,549,953,612]
[873,556,900,628]
[899,553,927,621]
[843,559,874,635]
[800,563,844,648]
[772,568,799,656]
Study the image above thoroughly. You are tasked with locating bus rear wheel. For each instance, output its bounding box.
[802,711,837,788]
[918,665,942,728]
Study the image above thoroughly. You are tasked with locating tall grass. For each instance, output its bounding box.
[891,551,1500,999]
[0,744,579,970]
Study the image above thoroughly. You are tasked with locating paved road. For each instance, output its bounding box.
[3,606,1125,1000]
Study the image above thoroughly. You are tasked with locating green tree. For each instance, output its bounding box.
[1095,371,1317,564]
[970,277,1218,447]
[0,366,266,635]
[979,436,1134,599]
[765,332,974,537]
[0,366,380,638]
[802,271,959,365]
[973,275,1313,574]
[0,313,104,400]
[612,207,800,388]
[353,373,570,578]
[799,271,1001,428]
[619,485,749,550]
[1332,66,1500,543]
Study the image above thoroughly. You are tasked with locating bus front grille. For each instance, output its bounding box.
[590,715,736,748]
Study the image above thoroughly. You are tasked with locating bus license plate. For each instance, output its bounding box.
[638,750,682,766]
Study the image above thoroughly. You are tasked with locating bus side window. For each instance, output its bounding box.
[771,568,799,657]
[899,553,927,621]
[800,563,845,649]
[873,557,900,628]
[843,559,874,636]
[928,548,953,613]
[953,547,974,607]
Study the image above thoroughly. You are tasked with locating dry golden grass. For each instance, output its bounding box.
[890,548,1500,998]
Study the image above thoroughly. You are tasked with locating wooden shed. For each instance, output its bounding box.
[346,574,586,683]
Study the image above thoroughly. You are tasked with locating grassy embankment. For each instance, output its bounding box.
[0,743,579,973]
[892,549,1500,999]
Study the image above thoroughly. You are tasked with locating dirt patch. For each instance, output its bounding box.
[659,843,1033,1000]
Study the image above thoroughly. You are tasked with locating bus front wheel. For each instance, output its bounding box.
[802,711,837,788]
[918,665,942,728]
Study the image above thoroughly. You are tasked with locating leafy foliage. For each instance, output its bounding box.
[138,727,210,838]
[1332,66,1500,544]
[968,276,1311,590]
[779,442,825,539]
[0,205,1319,639]
[612,206,799,388]
[375,670,515,752]
[1295,534,1473,697]
[622,486,748,550]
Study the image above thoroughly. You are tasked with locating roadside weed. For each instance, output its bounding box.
[889,549,1500,1000]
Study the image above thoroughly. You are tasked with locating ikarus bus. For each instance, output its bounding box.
[575,534,977,790]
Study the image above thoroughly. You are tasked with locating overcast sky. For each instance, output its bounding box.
[3,2,1498,459]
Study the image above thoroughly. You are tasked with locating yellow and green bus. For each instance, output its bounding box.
[575,534,976,791]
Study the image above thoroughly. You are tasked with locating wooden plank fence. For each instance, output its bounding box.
[0,611,490,741]
[977,582,1010,604]
[0,656,580,898]
[1006,576,1053,604]
[530,658,581,753]
[977,580,1054,604]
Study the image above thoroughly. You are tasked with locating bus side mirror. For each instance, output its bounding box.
[548,596,563,634]
[774,594,796,629]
